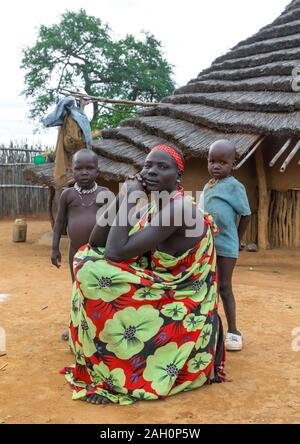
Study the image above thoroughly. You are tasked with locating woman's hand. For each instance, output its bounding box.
[124,173,147,195]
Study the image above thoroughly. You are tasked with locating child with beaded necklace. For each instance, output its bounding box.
[201,140,251,351]
[51,149,108,339]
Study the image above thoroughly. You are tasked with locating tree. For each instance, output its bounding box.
[21,9,175,128]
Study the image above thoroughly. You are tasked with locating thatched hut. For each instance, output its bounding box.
[25,0,300,248]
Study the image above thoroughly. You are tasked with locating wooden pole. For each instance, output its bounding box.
[269,138,291,167]
[280,140,300,172]
[59,89,158,107]
[234,136,265,170]
[255,145,270,250]
[295,191,300,248]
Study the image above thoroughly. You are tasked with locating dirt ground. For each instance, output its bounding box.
[0,216,300,424]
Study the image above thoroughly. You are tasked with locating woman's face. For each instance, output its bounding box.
[140,150,180,193]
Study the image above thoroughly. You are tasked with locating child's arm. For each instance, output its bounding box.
[51,190,68,268]
[229,181,251,250]
[238,215,251,250]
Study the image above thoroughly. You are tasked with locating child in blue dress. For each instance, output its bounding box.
[201,140,251,351]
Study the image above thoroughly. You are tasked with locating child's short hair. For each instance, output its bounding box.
[73,149,99,166]
[209,139,236,159]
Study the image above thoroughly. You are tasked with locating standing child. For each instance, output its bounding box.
[51,149,108,339]
[201,139,251,351]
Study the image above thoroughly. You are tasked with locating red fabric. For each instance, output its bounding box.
[151,145,184,171]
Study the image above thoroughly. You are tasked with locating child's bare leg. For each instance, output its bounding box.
[217,256,240,335]
[61,245,77,341]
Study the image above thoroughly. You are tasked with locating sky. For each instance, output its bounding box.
[0,0,290,147]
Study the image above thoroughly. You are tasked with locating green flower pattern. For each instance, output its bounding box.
[78,308,97,357]
[70,284,81,328]
[143,342,194,396]
[90,362,128,394]
[183,314,206,332]
[161,302,187,320]
[75,342,86,366]
[63,206,223,404]
[133,287,165,301]
[195,324,213,350]
[100,306,164,359]
[187,352,212,373]
[77,259,135,302]
[132,389,158,400]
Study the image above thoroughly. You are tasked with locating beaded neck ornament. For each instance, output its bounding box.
[207,178,219,188]
[74,182,98,207]
[74,182,97,194]
[207,175,233,188]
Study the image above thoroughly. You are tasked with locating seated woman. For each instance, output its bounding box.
[62,145,225,405]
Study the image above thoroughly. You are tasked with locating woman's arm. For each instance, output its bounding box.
[89,177,148,248]
[104,183,180,262]
[89,193,123,247]
[104,204,179,262]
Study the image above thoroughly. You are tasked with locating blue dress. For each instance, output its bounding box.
[200,176,251,258]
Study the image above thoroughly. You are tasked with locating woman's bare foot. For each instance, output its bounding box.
[61,330,69,341]
[82,394,111,404]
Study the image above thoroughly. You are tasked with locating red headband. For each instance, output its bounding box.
[151,145,184,171]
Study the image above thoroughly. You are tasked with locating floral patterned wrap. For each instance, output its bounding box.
[61,206,225,405]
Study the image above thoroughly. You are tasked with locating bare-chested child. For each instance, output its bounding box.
[51,149,108,339]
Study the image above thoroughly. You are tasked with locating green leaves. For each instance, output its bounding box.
[91,105,135,131]
[21,9,175,127]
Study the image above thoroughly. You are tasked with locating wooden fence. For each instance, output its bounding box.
[0,147,49,217]
[268,189,300,248]
[244,190,300,248]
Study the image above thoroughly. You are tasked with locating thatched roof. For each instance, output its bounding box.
[24,153,138,188]
[26,0,300,186]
